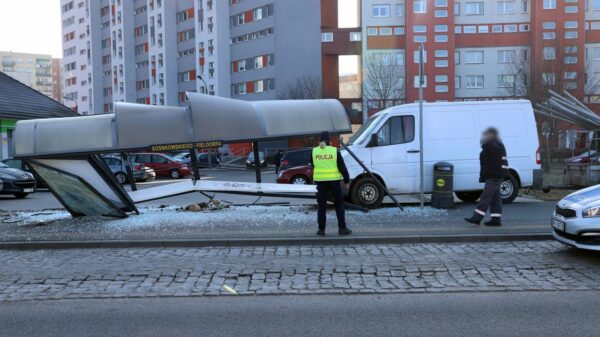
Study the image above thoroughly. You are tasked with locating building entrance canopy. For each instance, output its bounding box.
[12,94,352,218]
[13,93,351,158]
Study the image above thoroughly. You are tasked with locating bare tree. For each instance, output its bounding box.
[362,54,405,114]
[279,75,323,100]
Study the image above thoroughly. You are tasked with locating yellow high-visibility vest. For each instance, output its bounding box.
[312,146,343,182]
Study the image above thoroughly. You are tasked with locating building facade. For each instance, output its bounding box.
[0,51,54,99]
[319,0,600,119]
[60,0,322,115]
[52,58,63,103]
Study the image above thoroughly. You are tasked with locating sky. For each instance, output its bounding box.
[0,0,359,73]
[0,0,62,57]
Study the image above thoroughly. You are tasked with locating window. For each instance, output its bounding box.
[455,76,461,88]
[593,47,600,60]
[413,25,427,33]
[350,32,361,41]
[414,0,427,13]
[396,3,404,16]
[373,4,391,17]
[435,35,448,42]
[463,26,476,33]
[465,51,484,63]
[414,75,428,88]
[543,47,556,60]
[394,27,405,35]
[565,21,578,29]
[542,73,556,85]
[379,27,393,35]
[414,50,427,63]
[565,6,577,13]
[396,52,405,65]
[543,21,556,30]
[435,0,448,6]
[478,25,489,33]
[543,0,556,9]
[435,59,448,67]
[564,46,577,54]
[435,9,448,16]
[543,32,556,40]
[465,2,484,15]
[497,50,516,63]
[374,116,415,147]
[465,75,484,88]
[454,1,460,15]
[435,75,449,82]
[374,53,392,65]
[564,72,577,80]
[497,1,515,14]
[435,24,448,32]
[435,49,448,58]
[504,24,517,32]
[367,27,378,36]
[414,35,427,43]
[321,32,333,42]
[565,56,577,64]
[565,31,577,39]
[596,0,600,10]
[435,85,449,92]
[497,75,515,88]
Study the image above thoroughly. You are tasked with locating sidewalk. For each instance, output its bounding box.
[0,198,554,247]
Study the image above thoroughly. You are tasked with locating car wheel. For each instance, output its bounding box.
[115,172,128,185]
[500,174,519,204]
[455,191,483,203]
[170,169,181,179]
[351,177,384,209]
[290,175,309,185]
[14,193,28,199]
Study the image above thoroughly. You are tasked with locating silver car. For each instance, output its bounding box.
[552,184,600,251]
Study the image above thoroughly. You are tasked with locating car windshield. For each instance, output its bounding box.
[348,114,385,145]
[248,152,265,160]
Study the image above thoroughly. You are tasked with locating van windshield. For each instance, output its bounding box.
[348,114,384,145]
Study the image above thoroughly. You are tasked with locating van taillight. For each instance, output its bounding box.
[536,148,542,165]
[134,165,142,170]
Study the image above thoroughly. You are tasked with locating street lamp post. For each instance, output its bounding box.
[197,75,208,94]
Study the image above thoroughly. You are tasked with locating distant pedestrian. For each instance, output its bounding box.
[311,131,352,236]
[275,150,283,174]
[465,127,508,226]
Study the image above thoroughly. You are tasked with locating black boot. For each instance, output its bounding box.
[338,228,352,236]
[484,218,502,227]
[464,217,481,225]
[316,229,326,236]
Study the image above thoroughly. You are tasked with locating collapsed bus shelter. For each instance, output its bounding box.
[13,93,352,217]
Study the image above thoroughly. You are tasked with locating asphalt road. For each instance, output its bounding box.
[1,291,598,337]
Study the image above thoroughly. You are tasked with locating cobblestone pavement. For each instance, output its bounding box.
[0,241,599,302]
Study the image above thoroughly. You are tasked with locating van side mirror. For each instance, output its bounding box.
[369,134,378,147]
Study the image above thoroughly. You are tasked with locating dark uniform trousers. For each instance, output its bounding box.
[473,179,502,221]
[316,180,346,230]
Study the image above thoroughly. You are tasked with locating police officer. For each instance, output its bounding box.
[465,127,509,226]
[311,131,352,236]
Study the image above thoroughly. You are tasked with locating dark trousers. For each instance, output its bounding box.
[473,179,502,220]
[316,180,346,230]
[275,165,280,174]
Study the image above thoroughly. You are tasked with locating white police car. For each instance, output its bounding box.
[552,184,600,251]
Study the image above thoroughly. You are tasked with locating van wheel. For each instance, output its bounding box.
[500,175,519,204]
[455,191,482,203]
[351,177,384,209]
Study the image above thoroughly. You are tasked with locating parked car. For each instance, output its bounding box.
[552,184,600,251]
[0,162,36,199]
[343,100,542,208]
[566,150,598,164]
[246,152,267,168]
[131,153,192,179]
[280,149,312,170]
[2,158,46,188]
[102,156,156,184]
[172,152,220,167]
[276,165,313,185]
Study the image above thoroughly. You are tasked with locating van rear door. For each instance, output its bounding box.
[369,113,419,193]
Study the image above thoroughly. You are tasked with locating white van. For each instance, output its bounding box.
[343,100,543,208]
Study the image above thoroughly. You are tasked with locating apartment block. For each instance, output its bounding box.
[0,51,54,99]
[60,0,321,115]
[318,0,600,119]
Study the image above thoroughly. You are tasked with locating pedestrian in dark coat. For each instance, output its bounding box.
[465,127,509,226]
